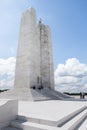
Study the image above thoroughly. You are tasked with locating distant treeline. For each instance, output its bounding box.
[64,92,87,96]
[0,89,9,93]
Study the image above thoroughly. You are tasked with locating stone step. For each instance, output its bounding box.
[52,89,72,99]
[68,112,87,130]
[57,105,87,127]
[16,105,87,128]
[10,119,60,130]
[3,106,87,130]
[16,115,57,126]
[1,126,22,130]
[0,87,72,101]
[78,118,87,130]
[31,88,61,101]
[61,109,87,129]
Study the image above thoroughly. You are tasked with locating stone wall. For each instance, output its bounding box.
[0,100,18,129]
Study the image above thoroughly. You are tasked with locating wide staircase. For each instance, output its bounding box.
[0,87,72,101]
[2,105,87,130]
[31,87,72,101]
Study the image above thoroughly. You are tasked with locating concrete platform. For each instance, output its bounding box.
[18,100,87,129]
[1,99,87,130]
[18,100,87,121]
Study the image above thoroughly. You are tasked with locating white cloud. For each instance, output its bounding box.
[0,57,16,89]
[55,58,87,93]
[0,57,87,93]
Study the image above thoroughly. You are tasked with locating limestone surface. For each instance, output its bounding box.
[0,8,71,100]
[14,8,54,90]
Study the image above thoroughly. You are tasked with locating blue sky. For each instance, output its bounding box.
[0,0,87,68]
[0,0,87,92]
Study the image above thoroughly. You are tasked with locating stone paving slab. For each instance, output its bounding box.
[18,100,87,121]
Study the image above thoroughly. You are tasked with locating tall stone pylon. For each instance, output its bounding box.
[14,8,40,91]
[38,20,54,90]
[14,8,54,91]
[0,8,70,100]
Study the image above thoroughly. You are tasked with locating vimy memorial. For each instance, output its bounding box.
[0,8,69,100]
[14,8,54,93]
[0,8,87,130]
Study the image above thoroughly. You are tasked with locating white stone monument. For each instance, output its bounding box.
[14,8,54,91]
[0,8,70,100]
